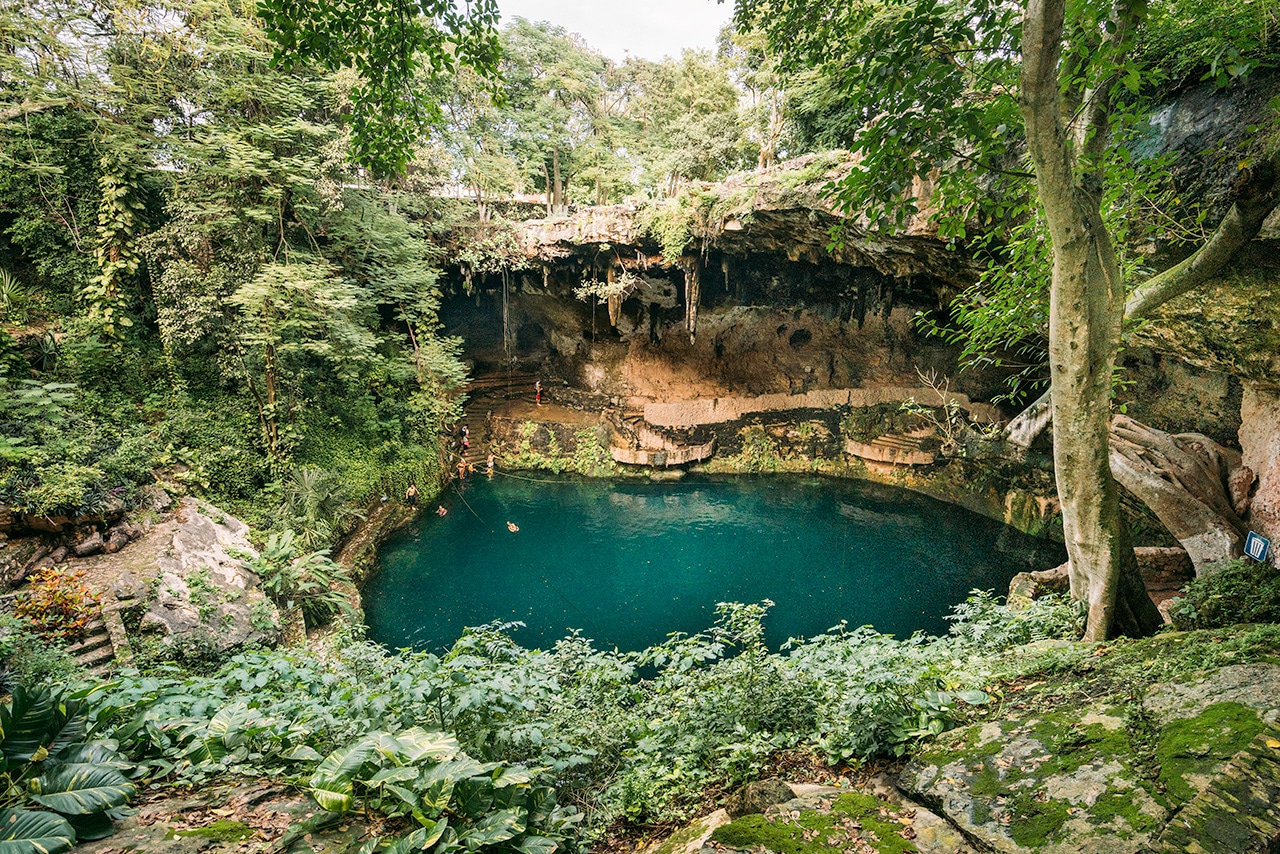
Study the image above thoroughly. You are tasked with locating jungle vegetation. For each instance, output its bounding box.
[3,0,1280,851]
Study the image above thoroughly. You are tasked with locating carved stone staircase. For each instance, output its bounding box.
[608,414,715,468]
[845,426,940,466]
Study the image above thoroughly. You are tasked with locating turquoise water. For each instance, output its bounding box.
[364,475,1065,652]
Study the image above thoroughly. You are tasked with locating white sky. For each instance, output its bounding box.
[497,0,734,63]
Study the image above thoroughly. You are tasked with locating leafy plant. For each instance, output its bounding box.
[307,727,582,854]
[0,269,25,323]
[275,466,366,551]
[250,530,355,630]
[1168,558,1280,630]
[14,568,101,643]
[0,685,137,854]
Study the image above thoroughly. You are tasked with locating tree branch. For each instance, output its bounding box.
[1124,146,1280,321]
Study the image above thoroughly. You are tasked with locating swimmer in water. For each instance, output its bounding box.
[436,505,447,516]
[507,521,519,532]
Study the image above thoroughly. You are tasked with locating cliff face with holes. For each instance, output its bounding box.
[442,152,1009,409]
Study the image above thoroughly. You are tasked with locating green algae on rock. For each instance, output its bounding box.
[711,793,922,854]
[900,661,1280,853]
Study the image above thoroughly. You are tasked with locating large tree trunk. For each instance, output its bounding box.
[552,148,564,213]
[1110,415,1251,570]
[1021,0,1152,640]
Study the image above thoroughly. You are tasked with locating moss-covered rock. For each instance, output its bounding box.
[900,662,1280,853]
[710,793,925,854]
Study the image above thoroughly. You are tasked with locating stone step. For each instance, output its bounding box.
[66,631,112,656]
[1157,730,1280,852]
[76,642,116,670]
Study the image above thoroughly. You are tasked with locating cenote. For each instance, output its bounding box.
[364,475,1066,653]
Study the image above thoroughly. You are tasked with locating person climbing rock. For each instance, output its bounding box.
[406,483,419,507]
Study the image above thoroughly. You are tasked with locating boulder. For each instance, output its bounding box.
[639,810,730,854]
[137,484,173,514]
[113,571,146,602]
[1009,564,1070,604]
[138,499,279,654]
[900,662,1280,853]
[73,532,104,557]
[710,784,975,854]
[725,778,796,818]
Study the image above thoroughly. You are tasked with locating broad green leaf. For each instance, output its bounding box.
[52,743,132,771]
[517,836,558,854]
[458,809,525,847]
[526,787,556,824]
[1,688,55,762]
[417,777,455,815]
[285,745,324,762]
[67,812,115,842]
[28,766,135,815]
[368,767,418,786]
[394,729,459,764]
[384,827,427,854]
[0,808,76,854]
[449,779,493,819]
[207,703,251,748]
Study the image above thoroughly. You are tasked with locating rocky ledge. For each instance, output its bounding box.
[71,497,281,657]
[646,631,1280,854]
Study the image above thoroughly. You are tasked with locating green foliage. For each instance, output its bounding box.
[1168,558,1280,630]
[306,727,581,854]
[258,0,501,176]
[0,615,82,690]
[88,593,1083,838]
[637,196,697,260]
[274,467,366,551]
[0,685,138,853]
[249,531,355,630]
[731,424,784,472]
[569,428,618,477]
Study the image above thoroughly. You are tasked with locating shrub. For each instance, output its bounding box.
[15,568,100,642]
[0,615,82,689]
[1168,558,1280,630]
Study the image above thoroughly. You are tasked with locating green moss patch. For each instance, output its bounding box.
[1005,792,1072,848]
[166,820,257,843]
[1157,701,1265,803]
[711,793,918,854]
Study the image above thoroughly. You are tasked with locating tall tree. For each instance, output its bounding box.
[737,0,1280,639]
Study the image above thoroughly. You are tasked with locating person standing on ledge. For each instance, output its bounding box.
[406,483,418,507]
[486,453,495,477]
[535,379,542,406]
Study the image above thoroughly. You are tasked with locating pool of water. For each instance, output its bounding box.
[364,475,1065,652]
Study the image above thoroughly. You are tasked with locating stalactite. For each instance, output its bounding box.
[684,255,700,342]
[607,265,621,327]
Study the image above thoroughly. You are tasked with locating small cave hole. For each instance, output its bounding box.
[788,328,812,349]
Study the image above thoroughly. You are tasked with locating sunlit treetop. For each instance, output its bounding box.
[258,0,503,176]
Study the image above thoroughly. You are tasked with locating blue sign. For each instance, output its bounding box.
[1244,531,1271,563]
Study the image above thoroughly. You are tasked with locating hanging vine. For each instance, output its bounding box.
[89,151,144,342]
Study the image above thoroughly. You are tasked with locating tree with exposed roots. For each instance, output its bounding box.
[735,0,1280,639]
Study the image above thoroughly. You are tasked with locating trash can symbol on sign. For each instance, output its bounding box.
[1244,531,1271,563]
